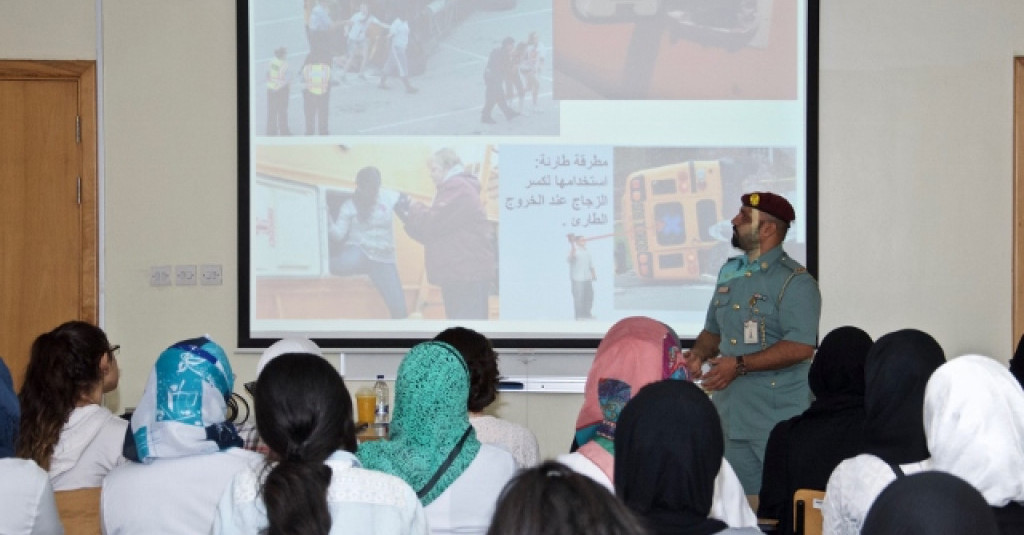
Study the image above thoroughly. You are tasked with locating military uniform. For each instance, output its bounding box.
[704,244,821,494]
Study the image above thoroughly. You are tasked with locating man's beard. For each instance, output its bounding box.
[731,225,758,252]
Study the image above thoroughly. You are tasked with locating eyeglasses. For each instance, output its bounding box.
[108,345,120,359]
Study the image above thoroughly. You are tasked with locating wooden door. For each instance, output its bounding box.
[0,61,98,389]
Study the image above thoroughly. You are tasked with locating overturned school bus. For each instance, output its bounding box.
[621,160,725,281]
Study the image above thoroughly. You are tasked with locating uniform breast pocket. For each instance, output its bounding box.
[750,296,777,319]
[711,293,735,324]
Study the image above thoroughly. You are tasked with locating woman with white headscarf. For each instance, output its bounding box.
[923,354,1024,534]
[101,337,261,534]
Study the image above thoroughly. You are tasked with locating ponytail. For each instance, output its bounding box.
[254,353,355,535]
[262,459,333,535]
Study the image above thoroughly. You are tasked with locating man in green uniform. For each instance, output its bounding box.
[686,191,820,495]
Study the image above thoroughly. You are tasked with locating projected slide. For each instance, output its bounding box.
[242,0,814,346]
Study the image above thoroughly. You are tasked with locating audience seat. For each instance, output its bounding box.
[55,487,101,535]
[793,489,824,535]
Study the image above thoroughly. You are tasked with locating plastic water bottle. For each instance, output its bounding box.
[373,375,389,432]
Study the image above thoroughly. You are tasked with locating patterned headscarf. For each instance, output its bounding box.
[357,341,481,506]
[0,357,19,458]
[126,337,241,463]
[574,317,687,481]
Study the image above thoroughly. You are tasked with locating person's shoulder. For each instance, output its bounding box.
[776,253,809,275]
[336,464,420,506]
[0,457,50,481]
[476,442,518,472]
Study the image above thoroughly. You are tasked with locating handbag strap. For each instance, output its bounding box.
[417,426,473,499]
[888,462,906,478]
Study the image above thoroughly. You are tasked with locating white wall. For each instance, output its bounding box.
[3,0,1023,458]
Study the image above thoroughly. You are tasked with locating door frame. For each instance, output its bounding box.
[0,60,99,323]
[1014,57,1024,349]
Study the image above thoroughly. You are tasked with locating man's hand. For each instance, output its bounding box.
[701,356,739,391]
[683,350,704,379]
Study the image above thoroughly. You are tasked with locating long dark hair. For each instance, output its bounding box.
[255,353,355,535]
[434,327,498,412]
[352,166,382,223]
[17,320,110,469]
[487,460,648,535]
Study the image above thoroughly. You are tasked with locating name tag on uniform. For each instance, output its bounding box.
[744,320,759,344]
[717,286,729,293]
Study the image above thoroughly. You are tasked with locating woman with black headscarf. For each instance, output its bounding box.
[757,326,873,533]
[822,329,946,535]
[862,471,999,535]
[615,380,762,535]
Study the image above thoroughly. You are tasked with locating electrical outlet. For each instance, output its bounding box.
[150,265,172,287]
[200,264,223,286]
[175,264,197,286]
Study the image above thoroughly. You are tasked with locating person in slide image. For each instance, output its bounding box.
[329,166,409,319]
[266,46,291,136]
[395,148,497,320]
[568,233,596,319]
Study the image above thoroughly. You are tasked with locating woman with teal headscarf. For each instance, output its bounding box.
[358,341,517,535]
[102,337,261,534]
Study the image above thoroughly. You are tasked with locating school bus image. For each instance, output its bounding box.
[621,160,724,281]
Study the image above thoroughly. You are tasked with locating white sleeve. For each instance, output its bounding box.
[710,458,759,528]
[31,478,64,535]
[822,460,849,535]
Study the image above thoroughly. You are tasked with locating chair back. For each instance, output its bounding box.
[54,487,102,535]
[793,488,825,535]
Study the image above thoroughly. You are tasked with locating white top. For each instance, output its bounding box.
[424,443,517,535]
[822,454,930,535]
[347,11,379,41]
[469,415,540,469]
[569,247,594,281]
[388,19,410,50]
[0,458,64,535]
[211,450,427,535]
[555,451,759,529]
[101,447,261,535]
[50,405,129,491]
[923,354,1024,507]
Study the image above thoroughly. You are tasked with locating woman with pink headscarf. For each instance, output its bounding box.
[557,316,757,528]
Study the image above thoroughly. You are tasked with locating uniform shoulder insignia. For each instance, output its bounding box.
[779,256,807,273]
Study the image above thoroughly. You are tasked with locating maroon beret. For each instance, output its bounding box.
[741,192,795,223]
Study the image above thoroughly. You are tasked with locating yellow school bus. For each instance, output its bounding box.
[621,160,724,281]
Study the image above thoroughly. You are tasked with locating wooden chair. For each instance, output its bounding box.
[793,489,825,535]
[54,487,102,535]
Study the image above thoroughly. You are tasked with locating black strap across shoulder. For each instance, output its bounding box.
[888,462,905,478]
[416,426,473,499]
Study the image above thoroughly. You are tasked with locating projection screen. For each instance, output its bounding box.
[239,0,819,349]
